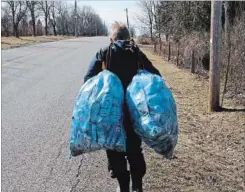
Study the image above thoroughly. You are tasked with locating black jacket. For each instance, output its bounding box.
[84,40,161,90]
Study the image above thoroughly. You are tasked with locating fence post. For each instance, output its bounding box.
[168,42,171,61]
[154,39,157,53]
[176,45,180,66]
[159,38,162,53]
[191,50,196,73]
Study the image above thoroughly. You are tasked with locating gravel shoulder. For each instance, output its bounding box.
[142,49,244,192]
[1,36,78,50]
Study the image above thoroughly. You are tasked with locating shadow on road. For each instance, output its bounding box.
[220,107,245,112]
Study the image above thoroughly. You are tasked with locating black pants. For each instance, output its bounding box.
[106,106,146,191]
[106,129,146,177]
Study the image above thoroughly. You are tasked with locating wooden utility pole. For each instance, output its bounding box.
[74,0,78,37]
[209,0,222,112]
[125,8,129,29]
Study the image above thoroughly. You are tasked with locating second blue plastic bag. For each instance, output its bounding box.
[126,70,178,158]
[70,70,126,157]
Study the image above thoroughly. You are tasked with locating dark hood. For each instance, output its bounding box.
[113,40,138,52]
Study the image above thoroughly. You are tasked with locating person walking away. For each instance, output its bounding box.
[84,22,161,192]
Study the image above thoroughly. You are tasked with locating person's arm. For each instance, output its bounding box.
[84,47,107,83]
[137,49,162,77]
[137,50,172,87]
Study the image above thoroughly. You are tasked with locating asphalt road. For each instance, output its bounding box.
[2,37,117,192]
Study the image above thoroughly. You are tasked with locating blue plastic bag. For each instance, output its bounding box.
[126,70,178,158]
[70,70,126,157]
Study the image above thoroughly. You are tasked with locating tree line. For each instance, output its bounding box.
[137,1,245,42]
[137,1,245,104]
[1,1,108,38]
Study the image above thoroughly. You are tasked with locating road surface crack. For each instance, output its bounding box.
[55,141,66,160]
[70,157,84,192]
[69,179,80,192]
[42,141,66,191]
[76,157,84,177]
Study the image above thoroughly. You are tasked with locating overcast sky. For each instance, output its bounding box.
[1,0,143,35]
[75,1,141,34]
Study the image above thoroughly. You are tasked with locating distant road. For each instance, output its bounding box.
[2,37,117,192]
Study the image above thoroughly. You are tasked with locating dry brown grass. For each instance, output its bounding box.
[1,36,76,50]
[142,49,245,192]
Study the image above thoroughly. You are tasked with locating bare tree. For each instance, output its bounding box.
[136,1,245,104]
[36,19,43,36]
[74,0,78,37]
[56,1,68,35]
[1,5,12,37]
[152,1,161,39]
[49,1,57,36]
[38,1,51,35]
[2,1,107,38]
[6,1,28,38]
[157,1,173,41]
[137,0,154,41]
[19,14,29,36]
[26,1,38,36]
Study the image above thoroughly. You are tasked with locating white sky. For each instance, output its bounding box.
[1,0,143,35]
[75,1,141,34]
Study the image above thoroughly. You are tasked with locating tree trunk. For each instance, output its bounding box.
[45,13,48,35]
[30,6,36,36]
[150,26,153,42]
[32,16,36,36]
[14,24,19,38]
[12,12,15,37]
[62,21,65,36]
[45,1,48,36]
[74,0,77,37]
[13,25,16,37]
[66,21,69,35]
[33,21,36,36]
[53,25,57,36]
